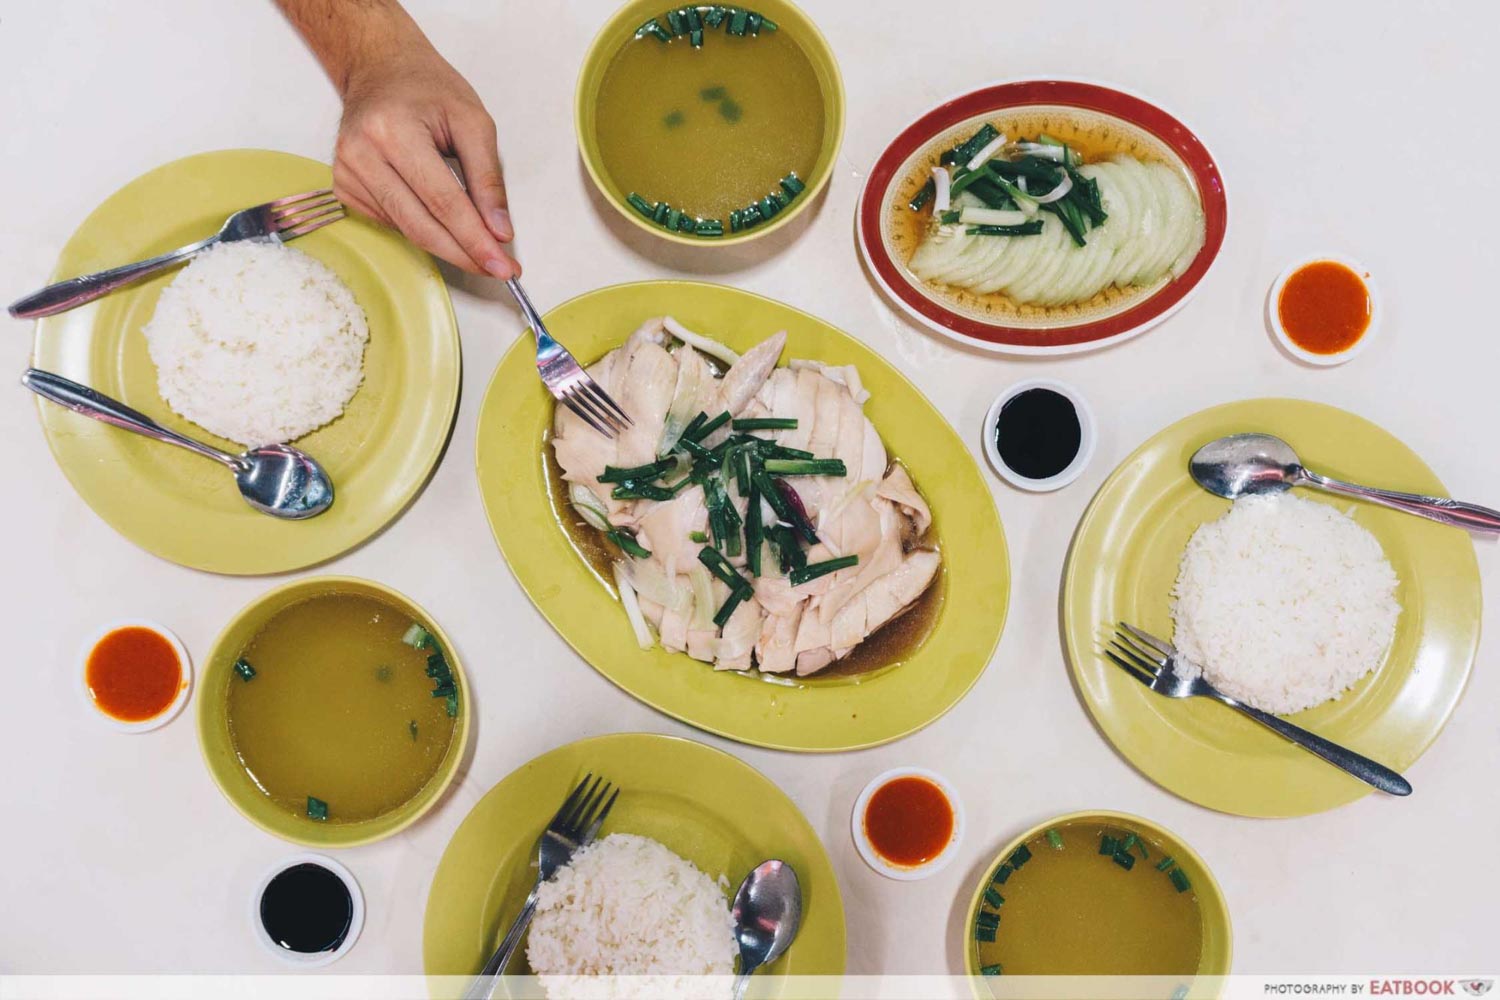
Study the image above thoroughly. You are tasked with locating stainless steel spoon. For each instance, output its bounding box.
[22,369,333,519]
[730,860,802,1000]
[1190,432,1500,532]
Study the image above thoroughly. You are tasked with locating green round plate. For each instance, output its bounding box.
[421,733,846,985]
[1063,399,1481,817]
[29,149,460,575]
[474,280,1009,752]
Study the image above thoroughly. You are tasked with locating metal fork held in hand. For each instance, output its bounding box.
[1106,623,1413,796]
[507,278,632,439]
[8,188,345,319]
[462,774,618,1000]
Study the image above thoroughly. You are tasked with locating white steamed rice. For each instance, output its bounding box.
[142,240,367,447]
[526,833,737,999]
[1171,493,1400,714]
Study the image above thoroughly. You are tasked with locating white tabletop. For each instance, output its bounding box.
[3,0,1496,980]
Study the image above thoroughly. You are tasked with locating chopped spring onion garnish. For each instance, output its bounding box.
[233,658,256,682]
[685,410,731,442]
[600,458,677,483]
[975,924,997,943]
[732,417,798,431]
[780,172,805,198]
[743,484,764,576]
[1119,833,1138,855]
[939,210,961,224]
[1046,828,1064,850]
[909,177,935,212]
[975,911,1000,929]
[981,964,1003,977]
[402,622,432,649]
[306,796,329,821]
[611,481,679,502]
[606,529,652,559]
[1031,169,1073,205]
[967,222,1045,237]
[627,192,654,217]
[1170,868,1192,893]
[1156,855,1176,872]
[959,206,1029,227]
[697,546,754,598]
[931,166,951,213]
[983,887,1004,908]
[408,719,418,741]
[1099,834,1118,856]
[965,132,1008,172]
[763,458,847,477]
[948,123,1000,166]
[1113,850,1136,871]
[992,862,1014,885]
[789,555,858,586]
[713,588,746,628]
[689,530,709,543]
[1010,844,1032,868]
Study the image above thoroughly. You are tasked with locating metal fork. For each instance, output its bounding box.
[1106,622,1412,796]
[8,188,345,319]
[506,278,631,439]
[462,773,619,1000]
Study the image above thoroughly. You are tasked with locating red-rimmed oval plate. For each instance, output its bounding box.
[857,79,1227,355]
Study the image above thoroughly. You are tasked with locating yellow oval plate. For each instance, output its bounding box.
[1063,399,1481,817]
[475,280,1009,752]
[30,149,460,575]
[422,733,846,984]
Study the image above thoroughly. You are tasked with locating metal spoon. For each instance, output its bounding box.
[22,369,333,519]
[730,860,802,1000]
[1190,432,1500,533]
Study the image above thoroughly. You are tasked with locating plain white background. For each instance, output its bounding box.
[1,0,1495,976]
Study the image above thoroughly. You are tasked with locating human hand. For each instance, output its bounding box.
[331,32,518,278]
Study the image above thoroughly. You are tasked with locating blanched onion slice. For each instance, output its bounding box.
[931,167,951,213]
[1031,170,1074,204]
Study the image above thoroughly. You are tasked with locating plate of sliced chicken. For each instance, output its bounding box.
[476,280,1009,751]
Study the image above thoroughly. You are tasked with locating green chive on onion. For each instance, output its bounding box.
[606,529,652,559]
[764,458,847,477]
[627,192,654,217]
[733,417,798,431]
[1170,868,1192,893]
[1046,828,1064,850]
[307,796,328,821]
[600,458,676,483]
[789,554,858,586]
[983,887,1004,908]
[233,658,256,681]
[909,177,936,211]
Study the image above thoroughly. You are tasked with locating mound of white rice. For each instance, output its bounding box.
[143,240,367,447]
[1171,493,1400,714]
[526,833,736,998]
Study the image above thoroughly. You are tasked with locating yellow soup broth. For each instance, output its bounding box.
[975,821,1203,979]
[594,28,824,219]
[226,592,457,824]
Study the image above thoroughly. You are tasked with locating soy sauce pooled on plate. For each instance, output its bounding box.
[259,862,353,954]
[995,388,1082,481]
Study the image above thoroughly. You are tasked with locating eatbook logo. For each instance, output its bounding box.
[1461,983,1493,997]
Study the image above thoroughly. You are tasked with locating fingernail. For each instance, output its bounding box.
[483,257,513,279]
[487,208,514,241]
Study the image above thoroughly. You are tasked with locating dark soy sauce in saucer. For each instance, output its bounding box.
[259,862,353,954]
[996,388,1082,481]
